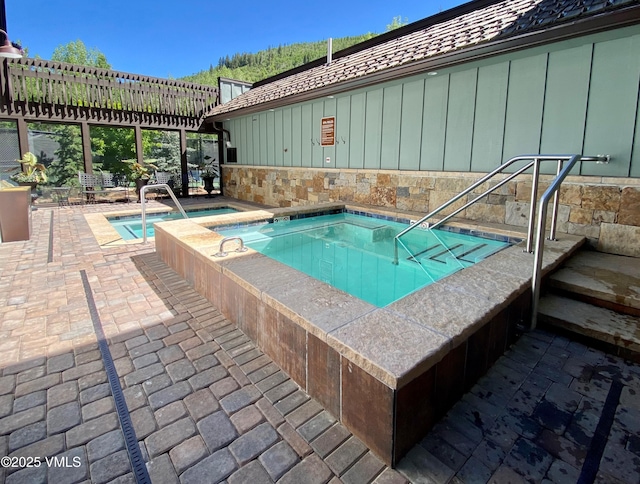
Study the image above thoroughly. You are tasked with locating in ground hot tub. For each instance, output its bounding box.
[154,202,584,465]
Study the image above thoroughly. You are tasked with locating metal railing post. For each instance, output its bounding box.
[525,158,540,253]
[548,159,563,241]
[530,154,608,330]
[530,199,548,331]
[140,183,189,244]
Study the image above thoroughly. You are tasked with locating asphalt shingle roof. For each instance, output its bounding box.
[208,0,639,118]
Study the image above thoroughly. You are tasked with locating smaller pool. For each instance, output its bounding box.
[217,211,514,307]
[110,207,238,240]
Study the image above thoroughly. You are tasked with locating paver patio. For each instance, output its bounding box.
[0,199,638,483]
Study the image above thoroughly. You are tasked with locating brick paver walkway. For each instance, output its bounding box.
[1,200,638,483]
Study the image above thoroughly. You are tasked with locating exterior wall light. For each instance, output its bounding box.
[0,29,23,58]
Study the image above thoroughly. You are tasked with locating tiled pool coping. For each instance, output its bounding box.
[211,207,523,245]
[82,200,259,246]
[154,201,586,465]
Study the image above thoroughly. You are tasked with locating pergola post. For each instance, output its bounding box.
[179,129,188,197]
[134,125,143,166]
[16,117,28,157]
[80,122,93,173]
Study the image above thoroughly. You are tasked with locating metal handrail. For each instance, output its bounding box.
[393,153,610,331]
[140,184,188,243]
[393,154,608,264]
[394,155,534,264]
[530,154,609,329]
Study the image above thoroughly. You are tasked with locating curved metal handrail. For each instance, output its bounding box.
[140,184,188,243]
[392,153,611,332]
[529,154,609,329]
[393,154,609,265]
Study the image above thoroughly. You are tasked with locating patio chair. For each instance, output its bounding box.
[78,172,103,204]
[188,169,202,195]
[78,171,129,203]
[101,172,129,202]
[146,171,174,199]
[155,171,171,185]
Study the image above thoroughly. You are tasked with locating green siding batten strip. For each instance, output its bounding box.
[292,106,302,167]
[471,63,508,172]
[502,53,548,164]
[237,118,246,164]
[444,69,477,172]
[267,111,275,165]
[301,104,312,166]
[246,116,255,165]
[251,114,262,165]
[312,101,324,167]
[364,89,383,169]
[399,79,425,171]
[283,108,292,166]
[349,92,366,169]
[274,110,283,166]
[421,73,449,171]
[259,113,268,166]
[227,119,236,163]
[381,83,403,170]
[336,97,351,169]
[540,44,591,175]
[632,82,640,178]
[583,34,640,177]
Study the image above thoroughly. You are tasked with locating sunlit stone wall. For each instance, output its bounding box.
[221,166,640,257]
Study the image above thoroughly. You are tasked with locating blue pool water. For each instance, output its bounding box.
[110,207,238,240]
[217,212,512,307]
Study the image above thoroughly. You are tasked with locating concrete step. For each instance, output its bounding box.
[547,250,640,317]
[538,294,640,360]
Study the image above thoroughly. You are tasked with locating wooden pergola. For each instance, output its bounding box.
[0,57,220,196]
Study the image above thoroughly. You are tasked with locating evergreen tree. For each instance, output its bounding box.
[148,131,181,175]
[46,124,86,187]
[386,16,409,31]
[181,33,377,85]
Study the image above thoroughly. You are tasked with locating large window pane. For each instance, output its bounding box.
[0,120,20,183]
[90,126,136,175]
[28,122,82,188]
[187,133,219,195]
[144,129,181,190]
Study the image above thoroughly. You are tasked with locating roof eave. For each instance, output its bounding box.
[206,4,640,123]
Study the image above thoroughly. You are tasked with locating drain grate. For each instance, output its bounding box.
[80,270,151,484]
[577,379,623,484]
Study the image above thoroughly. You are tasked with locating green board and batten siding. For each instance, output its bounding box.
[399,79,424,171]
[471,63,509,173]
[224,26,640,178]
[421,74,449,171]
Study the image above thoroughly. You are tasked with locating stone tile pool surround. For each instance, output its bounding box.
[82,200,256,246]
[154,202,586,465]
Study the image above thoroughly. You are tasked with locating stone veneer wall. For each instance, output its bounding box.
[222,166,640,257]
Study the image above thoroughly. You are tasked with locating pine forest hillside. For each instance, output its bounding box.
[181,34,377,86]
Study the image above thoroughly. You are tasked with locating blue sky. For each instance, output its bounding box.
[7,0,466,80]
